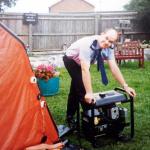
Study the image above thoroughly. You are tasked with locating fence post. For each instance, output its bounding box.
[94,14,99,35]
[29,24,33,51]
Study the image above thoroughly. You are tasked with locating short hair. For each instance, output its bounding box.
[104,28,118,40]
[105,28,118,35]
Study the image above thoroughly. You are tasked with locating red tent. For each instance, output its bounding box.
[0,23,60,149]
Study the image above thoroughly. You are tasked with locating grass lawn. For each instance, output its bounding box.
[46,61,150,150]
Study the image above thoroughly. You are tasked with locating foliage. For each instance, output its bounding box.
[124,0,150,32]
[141,40,150,48]
[0,0,17,12]
[136,11,150,32]
[124,0,150,12]
[34,64,60,80]
[46,62,150,150]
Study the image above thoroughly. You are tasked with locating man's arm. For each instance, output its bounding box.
[80,59,94,104]
[108,59,136,97]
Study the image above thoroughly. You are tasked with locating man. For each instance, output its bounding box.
[63,29,136,127]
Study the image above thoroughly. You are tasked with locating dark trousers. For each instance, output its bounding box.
[63,55,89,118]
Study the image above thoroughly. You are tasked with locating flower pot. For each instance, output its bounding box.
[37,77,59,96]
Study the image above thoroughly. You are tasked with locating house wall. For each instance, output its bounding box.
[49,0,94,13]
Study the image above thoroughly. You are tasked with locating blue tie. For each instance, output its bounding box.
[90,40,108,85]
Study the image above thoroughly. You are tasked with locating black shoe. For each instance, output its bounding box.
[66,116,77,130]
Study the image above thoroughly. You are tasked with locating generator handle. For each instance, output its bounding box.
[114,87,134,101]
[114,87,126,93]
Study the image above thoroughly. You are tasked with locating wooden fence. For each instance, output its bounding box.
[1,11,148,51]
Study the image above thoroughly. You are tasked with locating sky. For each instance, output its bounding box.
[6,0,131,13]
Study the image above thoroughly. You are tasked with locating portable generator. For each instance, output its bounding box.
[81,88,134,147]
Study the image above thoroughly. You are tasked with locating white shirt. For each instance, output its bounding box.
[66,35,114,66]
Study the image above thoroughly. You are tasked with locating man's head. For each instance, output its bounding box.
[98,28,118,49]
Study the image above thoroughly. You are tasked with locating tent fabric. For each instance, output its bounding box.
[0,23,59,150]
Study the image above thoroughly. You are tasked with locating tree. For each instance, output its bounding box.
[0,0,18,12]
[124,0,150,12]
[124,0,150,32]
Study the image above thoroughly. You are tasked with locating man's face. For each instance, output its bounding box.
[98,31,118,49]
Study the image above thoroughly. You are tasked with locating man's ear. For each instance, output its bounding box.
[110,44,115,49]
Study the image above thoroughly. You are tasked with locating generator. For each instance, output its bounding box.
[81,88,134,147]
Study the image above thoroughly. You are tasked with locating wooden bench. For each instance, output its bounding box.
[115,41,144,67]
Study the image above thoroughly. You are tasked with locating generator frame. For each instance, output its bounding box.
[80,88,134,147]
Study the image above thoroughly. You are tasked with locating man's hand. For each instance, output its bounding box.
[84,93,96,104]
[124,86,136,97]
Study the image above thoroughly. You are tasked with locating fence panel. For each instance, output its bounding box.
[1,12,149,51]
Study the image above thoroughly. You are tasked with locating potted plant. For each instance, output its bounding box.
[34,64,60,96]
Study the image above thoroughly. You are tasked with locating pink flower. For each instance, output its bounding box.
[46,65,54,72]
[37,64,46,71]
[34,64,59,80]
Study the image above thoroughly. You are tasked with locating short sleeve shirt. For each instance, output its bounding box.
[65,35,115,66]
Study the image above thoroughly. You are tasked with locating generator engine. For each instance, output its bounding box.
[82,104,128,137]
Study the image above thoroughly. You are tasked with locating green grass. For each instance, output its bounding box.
[46,61,150,150]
